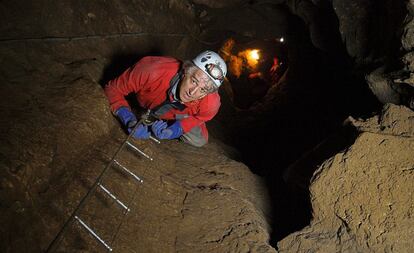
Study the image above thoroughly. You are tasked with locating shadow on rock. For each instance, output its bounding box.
[268,124,359,244]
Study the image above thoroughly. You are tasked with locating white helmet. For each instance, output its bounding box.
[192,50,227,88]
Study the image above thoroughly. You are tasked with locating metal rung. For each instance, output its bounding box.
[98,183,130,212]
[149,136,161,144]
[126,141,153,161]
[113,160,143,183]
[75,216,113,252]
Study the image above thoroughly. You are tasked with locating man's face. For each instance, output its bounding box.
[179,68,215,103]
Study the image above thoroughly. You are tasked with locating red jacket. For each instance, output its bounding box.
[104,56,221,140]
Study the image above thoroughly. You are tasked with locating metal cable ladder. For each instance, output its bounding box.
[46,116,160,252]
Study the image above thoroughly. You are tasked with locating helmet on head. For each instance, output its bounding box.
[192,50,227,88]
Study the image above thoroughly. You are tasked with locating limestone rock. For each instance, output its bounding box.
[0,17,275,252]
[278,104,414,252]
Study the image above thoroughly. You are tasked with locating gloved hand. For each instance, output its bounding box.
[128,124,151,139]
[151,120,183,140]
[115,107,150,139]
[115,106,137,128]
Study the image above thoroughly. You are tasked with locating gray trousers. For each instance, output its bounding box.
[180,125,207,147]
[153,105,207,147]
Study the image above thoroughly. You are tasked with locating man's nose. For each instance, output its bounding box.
[189,86,199,95]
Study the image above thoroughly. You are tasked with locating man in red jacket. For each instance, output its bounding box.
[104,50,227,147]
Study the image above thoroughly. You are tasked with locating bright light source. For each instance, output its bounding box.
[279,37,284,43]
[242,49,260,69]
[249,49,260,60]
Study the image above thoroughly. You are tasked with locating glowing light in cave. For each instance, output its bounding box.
[219,38,261,78]
[239,48,260,70]
[249,49,260,61]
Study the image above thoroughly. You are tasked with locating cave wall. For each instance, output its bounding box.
[276,0,414,251]
[278,104,414,252]
[1,1,268,252]
[1,0,413,252]
[207,0,413,246]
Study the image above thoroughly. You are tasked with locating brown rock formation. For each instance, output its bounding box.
[278,104,414,252]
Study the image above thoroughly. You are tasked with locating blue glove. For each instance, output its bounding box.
[151,120,183,140]
[115,107,150,139]
[115,107,137,128]
[128,124,151,139]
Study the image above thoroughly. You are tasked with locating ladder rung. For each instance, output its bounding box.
[98,183,130,211]
[149,136,161,144]
[75,216,113,252]
[113,160,144,183]
[126,141,153,161]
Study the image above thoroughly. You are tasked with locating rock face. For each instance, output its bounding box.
[2,0,413,252]
[133,140,275,253]
[278,104,414,252]
[192,0,246,9]
[332,0,406,65]
[285,0,406,65]
[0,0,198,39]
[50,136,276,253]
[0,1,276,252]
[365,0,414,109]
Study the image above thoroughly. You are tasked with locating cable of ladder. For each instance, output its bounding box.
[46,119,150,252]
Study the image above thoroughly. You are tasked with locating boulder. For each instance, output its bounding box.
[278,104,414,252]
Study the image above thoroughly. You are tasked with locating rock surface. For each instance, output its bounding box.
[0,1,276,252]
[277,104,414,252]
[332,0,406,65]
[192,0,246,9]
[1,0,413,252]
[365,0,414,109]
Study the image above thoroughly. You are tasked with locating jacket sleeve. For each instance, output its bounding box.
[179,94,221,133]
[104,60,150,113]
